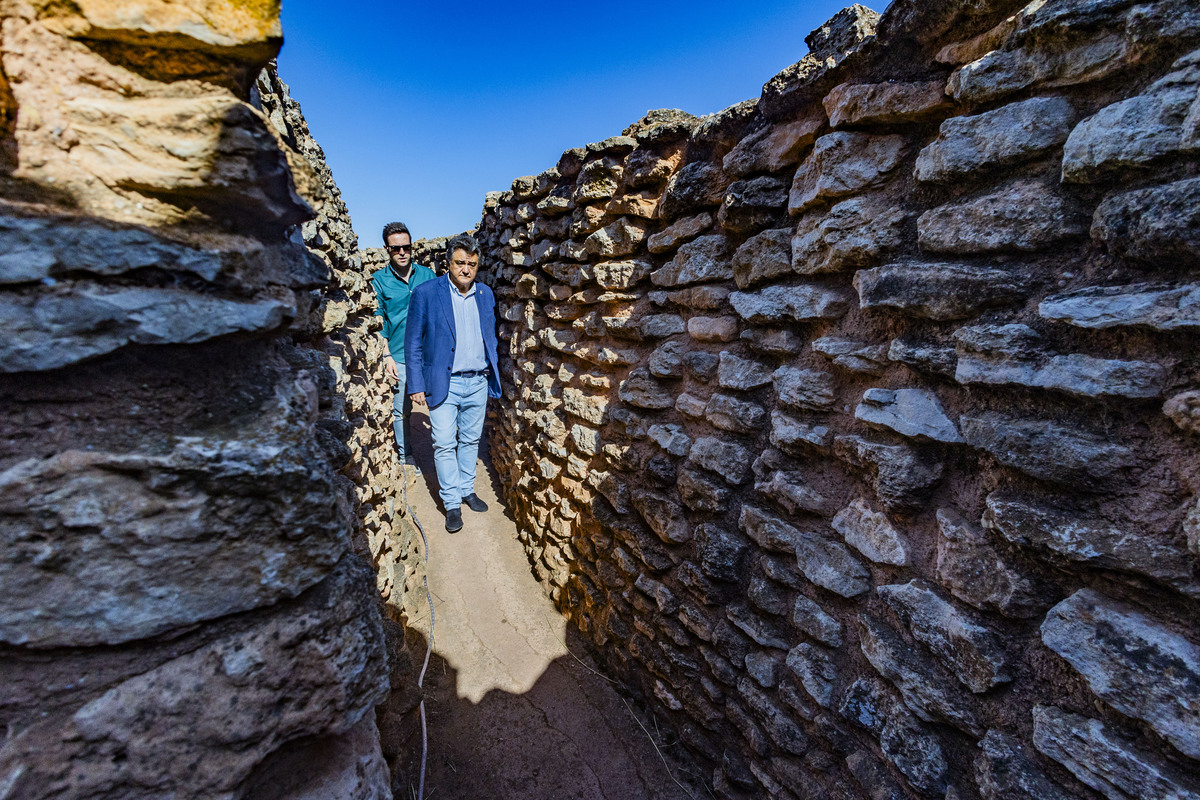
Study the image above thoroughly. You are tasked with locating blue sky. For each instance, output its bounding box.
[276,1,853,245]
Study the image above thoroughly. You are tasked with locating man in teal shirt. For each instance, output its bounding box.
[372,221,435,470]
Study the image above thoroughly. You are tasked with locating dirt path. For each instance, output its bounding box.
[400,408,702,800]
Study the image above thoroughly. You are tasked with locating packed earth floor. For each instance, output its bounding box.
[399,409,703,800]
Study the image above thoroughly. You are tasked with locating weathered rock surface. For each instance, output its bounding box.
[832,499,910,565]
[824,80,951,127]
[0,558,389,799]
[936,508,1047,618]
[915,96,1075,182]
[975,730,1074,800]
[1062,48,1200,183]
[1091,176,1200,265]
[960,413,1135,486]
[812,336,889,375]
[688,437,753,485]
[1039,283,1200,331]
[718,176,788,234]
[1033,705,1200,800]
[730,284,852,323]
[722,112,825,177]
[984,493,1198,597]
[879,581,1011,692]
[646,212,711,254]
[954,323,1167,399]
[789,133,909,215]
[834,435,944,513]
[732,227,792,289]
[855,261,1025,320]
[786,643,837,708]
[791,195,909,276]
[773,365,837,411]
[651,234,732,287]
[1043,589,1200,760]
[792,595,844,647]
[742,505,872,598]
[0,285,295,373]
[618,367,677,409]
[759,3,880,120]
[0,434,349,646]
[855,388,962,443]
[918,179,1086,253]
[660,162,729,219]
[1165,390,1200,435]
[718,352,773,390]
[857,615,984,736]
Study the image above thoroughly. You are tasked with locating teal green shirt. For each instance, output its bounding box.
[372,262,436,362]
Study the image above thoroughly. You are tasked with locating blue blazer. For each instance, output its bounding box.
[404,276,502,408]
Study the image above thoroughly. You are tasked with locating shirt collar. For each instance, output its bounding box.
[447,273,476,298]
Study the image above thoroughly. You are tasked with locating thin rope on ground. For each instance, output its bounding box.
[403,472,436,800]
[542,612,618,685]
[543,613,696,799]
[619,696,698,800]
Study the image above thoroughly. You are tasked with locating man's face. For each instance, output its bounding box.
[385,232,412,271]
[447,249,480,293]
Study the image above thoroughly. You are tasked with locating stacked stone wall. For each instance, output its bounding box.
[478,1,1200,798]
[0,3,420,797]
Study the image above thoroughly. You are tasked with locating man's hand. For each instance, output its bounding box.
[410,391,427,407]
[384,356,399,382]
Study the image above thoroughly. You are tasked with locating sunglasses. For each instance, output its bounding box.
[386,244,413,254]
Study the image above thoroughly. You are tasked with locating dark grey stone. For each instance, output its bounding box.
[960,413,1135,487]
[1039,283,1200,332]
[732,227,792,290]
[914,96,1075,182]
[975,730,1075,800]
[983,493,1199,597]
[1092,176,1200,265]
[705,393,768,434]
[718,176,789,234]
[687,437,753,484]
[773,366,837,411]
[618,367,677,409]
[678,467,731,513]
[1033,705,1200,800]
[878,580,1012,692]
[834,435,944,513]
[855,261,1026,321]
[935,508,1048,618]
[1041,589,1200,760]
[918,179,1086,253]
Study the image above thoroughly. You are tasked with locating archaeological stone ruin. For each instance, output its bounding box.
[2,0,1199,798]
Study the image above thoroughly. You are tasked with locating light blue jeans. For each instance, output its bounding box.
[392,374,413,460]
[428,373,488,510]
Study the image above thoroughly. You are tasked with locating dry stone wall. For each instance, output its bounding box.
[0,3,419,797]
[478,1,1200,798]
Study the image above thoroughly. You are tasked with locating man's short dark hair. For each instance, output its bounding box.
[382,221,410,243]
[445,234,480,259]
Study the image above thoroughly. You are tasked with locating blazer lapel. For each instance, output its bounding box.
[438,277,456,348]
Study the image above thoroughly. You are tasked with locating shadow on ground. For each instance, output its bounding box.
[387,407,706,800]
[386,626,706,800]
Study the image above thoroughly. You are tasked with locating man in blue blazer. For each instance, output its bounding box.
[405,234,502,532]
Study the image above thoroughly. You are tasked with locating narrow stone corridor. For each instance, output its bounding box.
[399,409,702,800]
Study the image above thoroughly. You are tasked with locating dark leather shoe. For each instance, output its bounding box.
[403,454,421,474]
[463,493,488,513]
[445,508,463,533]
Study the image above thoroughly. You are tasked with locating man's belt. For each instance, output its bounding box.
[452,368,490,378]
